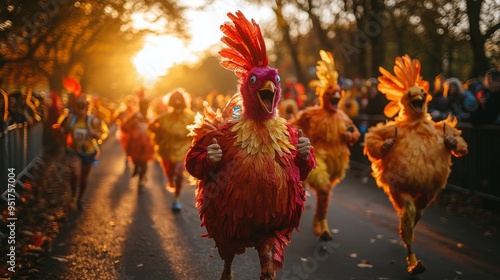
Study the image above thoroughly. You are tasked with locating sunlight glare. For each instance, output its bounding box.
[132,35,193,83]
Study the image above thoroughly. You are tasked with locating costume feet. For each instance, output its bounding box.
[260,272,276,280]
[313,217,333,241]
[171,201,182,212]
[407,253,426,275]
[220,272,232,280]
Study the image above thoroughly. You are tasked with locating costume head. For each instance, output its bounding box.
[378,54,431,119]
[219,11,281,122]
[163,88,191,113]
[309,50,342,112]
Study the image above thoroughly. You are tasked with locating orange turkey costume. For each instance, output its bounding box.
[363,55,468,275]
[294,50,360,241]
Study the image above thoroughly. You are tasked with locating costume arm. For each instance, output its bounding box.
[295,148,317,181]
[288,124,318,180]
[185,134,219,181]
[446,126,468,157]
[343,117,361,146]
[363,126,389,160]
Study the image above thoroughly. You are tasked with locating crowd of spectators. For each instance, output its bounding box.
[427,69,500,125]
[0,89,48,133]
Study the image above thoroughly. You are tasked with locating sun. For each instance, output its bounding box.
[132,35,191,83]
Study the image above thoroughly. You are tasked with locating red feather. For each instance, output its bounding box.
[63,77,81,96]
[219,11,268,78]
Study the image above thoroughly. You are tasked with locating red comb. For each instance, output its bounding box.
[219,11,268,78]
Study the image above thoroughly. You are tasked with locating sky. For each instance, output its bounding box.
[132,0,275,84]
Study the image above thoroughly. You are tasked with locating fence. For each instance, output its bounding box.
[350,114,500,201]
[1,116,499,201]
[0,122,44,199]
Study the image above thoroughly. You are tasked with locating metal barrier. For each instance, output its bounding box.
[0,122,44,197]
[349,114,500,201]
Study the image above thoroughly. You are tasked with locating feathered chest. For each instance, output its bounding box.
[230,118,295,159]
[387,121,449,163]
[307,110,347,145]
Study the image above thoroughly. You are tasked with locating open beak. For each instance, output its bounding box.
[330,91,341,108]
[410,94,425,114]
[257,80,277,114]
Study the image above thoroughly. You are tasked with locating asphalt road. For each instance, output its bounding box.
[38,136,500,280]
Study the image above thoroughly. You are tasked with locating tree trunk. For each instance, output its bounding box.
[49,66,67,94]
[274,0,307,86]
[466,0,489,77]
[305,0,334,51]
[369,0,386,77]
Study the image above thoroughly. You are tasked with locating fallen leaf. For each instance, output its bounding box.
[22,230,34,237]
[357,259,373,268]
[51,256,68,262]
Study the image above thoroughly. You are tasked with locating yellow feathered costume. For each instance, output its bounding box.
[363,55,468,275]
[150,88,195,210]
[294,50,360,241]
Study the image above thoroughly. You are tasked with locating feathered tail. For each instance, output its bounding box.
[187,93,243,143]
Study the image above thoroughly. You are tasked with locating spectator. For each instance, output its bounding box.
[471,68,500,125]
[8,90,34,125]
[463,79,483,118]
[206,90,225,111]
[428,73,447,117]
[283,77,307,108]
[429,77,474,122]
[0,89,7,131]
[359,78,388,115]
[44,91,64,150]
[339,78,360,118]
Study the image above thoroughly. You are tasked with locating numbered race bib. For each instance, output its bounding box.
[73,128,88,141]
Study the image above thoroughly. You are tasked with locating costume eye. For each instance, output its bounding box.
[250,75,257,84]
[276,75,281,83]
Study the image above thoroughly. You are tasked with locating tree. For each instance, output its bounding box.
[466,0,500,77]
[0,0,188,93]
